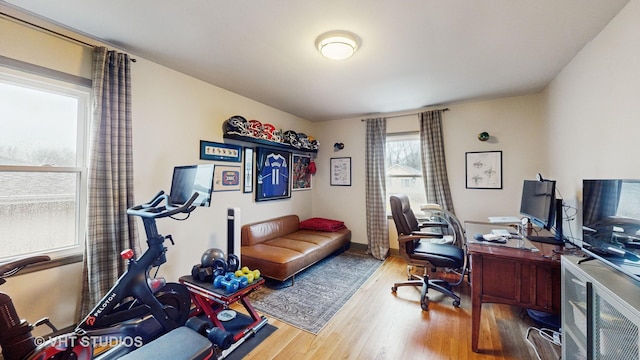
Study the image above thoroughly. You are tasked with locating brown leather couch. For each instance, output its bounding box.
[240,215,351,283]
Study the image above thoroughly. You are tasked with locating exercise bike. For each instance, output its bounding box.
[0,191,212,360]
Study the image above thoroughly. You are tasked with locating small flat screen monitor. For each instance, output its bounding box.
[169,164,214,207]
[582,179,640,281]
[520,179,556,231]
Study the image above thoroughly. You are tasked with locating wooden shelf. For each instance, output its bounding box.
[223,133,317,154]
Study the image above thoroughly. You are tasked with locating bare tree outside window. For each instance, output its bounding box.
[385,132,427,217]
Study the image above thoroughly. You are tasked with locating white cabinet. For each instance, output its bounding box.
[562,255,640,360]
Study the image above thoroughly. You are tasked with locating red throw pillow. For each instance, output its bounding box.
[299,217,346,232]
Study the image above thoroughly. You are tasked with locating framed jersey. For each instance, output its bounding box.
[255,147,291,201]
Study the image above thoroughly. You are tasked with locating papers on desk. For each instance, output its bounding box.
[469,235,539,252]
[488,216,521,224]
[491,229,512,237]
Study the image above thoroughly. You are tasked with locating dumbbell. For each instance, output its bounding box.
[225,272,248,289]
[233,270,251,284]
[191,258,228,282]
[240,266,261,283]
[191,264,214,282]
[213,275,240,292]
[185,317,234,350]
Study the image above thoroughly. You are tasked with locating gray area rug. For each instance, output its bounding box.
[248,250,383,334]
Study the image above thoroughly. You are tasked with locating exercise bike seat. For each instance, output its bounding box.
[119,327,214,360]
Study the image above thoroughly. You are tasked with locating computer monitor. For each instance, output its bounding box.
[169,164,214,207]
[520,179,556,231]
[582,179,640,281]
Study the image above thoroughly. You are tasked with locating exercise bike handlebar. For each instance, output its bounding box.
[126,191,199,219]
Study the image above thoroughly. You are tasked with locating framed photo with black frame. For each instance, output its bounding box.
[292,154,312,191]
[465,150,502,189]
[243,147,254,193]
[330,157,351,186]
[200,140,242,162]
[255,147,291,201]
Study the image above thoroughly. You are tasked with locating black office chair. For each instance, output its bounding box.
[390,194,467,310]
[392,198,456,245]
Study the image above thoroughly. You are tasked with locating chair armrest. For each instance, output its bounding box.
[417,220,448,228]
[412,230,444,237]
[397,234,428,244]
[401,232,454,245]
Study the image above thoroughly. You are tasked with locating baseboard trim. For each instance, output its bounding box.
[348,243,399,257]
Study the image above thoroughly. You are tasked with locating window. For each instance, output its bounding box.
[0,67,89,261]
[385,132,427,216]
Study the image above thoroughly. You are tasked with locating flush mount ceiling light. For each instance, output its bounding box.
[315,31,360,60]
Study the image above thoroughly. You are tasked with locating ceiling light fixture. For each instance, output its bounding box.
[315,31,360,60]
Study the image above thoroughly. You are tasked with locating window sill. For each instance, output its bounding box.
[18,254,83,275]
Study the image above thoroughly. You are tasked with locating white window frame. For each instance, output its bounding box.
[385,131,427,217]
[0,66,89,263]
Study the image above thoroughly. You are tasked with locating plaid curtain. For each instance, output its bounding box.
[365,118,388,260]
[79,47,139,318]
[419,110,455,213]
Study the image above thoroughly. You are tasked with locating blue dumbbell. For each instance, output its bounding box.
[213,275,240,292]
[225,272,248,289]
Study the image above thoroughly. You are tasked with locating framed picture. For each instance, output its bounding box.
[255,147,291,201]
[465,151,502,189]
[200,140,242,162]
[243,147,254,193]
[212,165,241,192]
[292,154,312,191]
[330,157,351,186]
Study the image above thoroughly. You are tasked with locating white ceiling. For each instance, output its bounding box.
[2,0,630,121]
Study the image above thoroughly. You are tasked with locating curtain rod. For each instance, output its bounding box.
[1,11,136,62]
[361,108,449,121]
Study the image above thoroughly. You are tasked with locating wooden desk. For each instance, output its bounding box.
[465,222,562,352]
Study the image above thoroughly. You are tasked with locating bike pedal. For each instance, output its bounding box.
[33,317,58,332]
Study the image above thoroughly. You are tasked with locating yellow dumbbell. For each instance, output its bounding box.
[241,266,261,282]
[245,272,254,283]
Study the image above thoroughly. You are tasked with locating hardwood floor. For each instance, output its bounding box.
[232,254,560,360]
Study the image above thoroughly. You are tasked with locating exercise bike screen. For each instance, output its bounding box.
[169,164,214,207]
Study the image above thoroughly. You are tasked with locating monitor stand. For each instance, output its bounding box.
[527,234,563,245]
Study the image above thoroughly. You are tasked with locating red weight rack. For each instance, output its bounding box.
[179,276,268,359]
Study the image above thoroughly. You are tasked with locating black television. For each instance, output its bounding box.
[582,179,640,281]
[520,179,563,243]
[169,164,214,207]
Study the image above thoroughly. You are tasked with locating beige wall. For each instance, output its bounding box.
[129,57,315,280]
[313,94,545,249]
[543,0,640,246]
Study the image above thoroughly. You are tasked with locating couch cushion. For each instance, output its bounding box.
[241,243,307,281]
[265,238,321,255]
[241,215,299,246]
[285,230,345,246]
